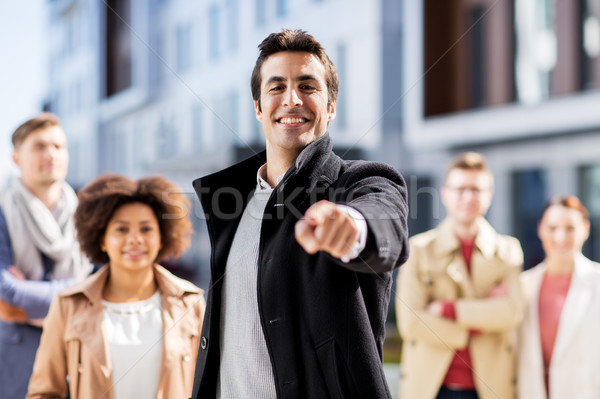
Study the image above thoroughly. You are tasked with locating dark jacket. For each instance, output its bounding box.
[0,207,65,399]
[190,134,409,399]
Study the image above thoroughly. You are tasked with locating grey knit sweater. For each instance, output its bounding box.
[216,185,276,399]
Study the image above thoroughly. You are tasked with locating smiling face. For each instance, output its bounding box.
[441,168,494,227]
[255,51,336,163]
[101,202,162,274]
[12,125,69,189]
[538,204,590,263]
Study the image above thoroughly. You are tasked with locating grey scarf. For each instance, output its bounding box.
[1,179,91,281]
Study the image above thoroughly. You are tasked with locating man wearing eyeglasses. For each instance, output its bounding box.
[396,152,524,399]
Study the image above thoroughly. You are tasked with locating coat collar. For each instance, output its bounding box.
[550,255,597,359]
[195,132,339,194]
[433,217,498,259]
[59,264,202,378]
[61,264,202,303]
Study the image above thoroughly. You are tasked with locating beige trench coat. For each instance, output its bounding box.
[396,217,523,399]
[27,264,205,399]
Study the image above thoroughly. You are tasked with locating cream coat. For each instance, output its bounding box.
[26,265,205,399]
[396,217,523,399]
[518,255,600,399]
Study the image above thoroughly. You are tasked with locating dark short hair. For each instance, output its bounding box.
[250,28,339,108]
[12,112,61,149]
[541,195,589,221]
[444,152,493,185]
[74,174,193,265]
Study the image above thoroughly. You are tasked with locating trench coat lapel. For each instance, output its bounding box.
[62,266,112,377]
[435,219,476,298]
[157,268,201,369]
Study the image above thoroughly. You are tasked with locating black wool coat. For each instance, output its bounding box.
[190,134,409,399]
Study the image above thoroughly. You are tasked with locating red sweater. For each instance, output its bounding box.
[441,237,476,390]
[538,272,571,395]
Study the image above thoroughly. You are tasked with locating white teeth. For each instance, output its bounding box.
[279,117,306,124]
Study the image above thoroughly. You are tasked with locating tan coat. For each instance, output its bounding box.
[396,218,523,399]
[27,265,205,399]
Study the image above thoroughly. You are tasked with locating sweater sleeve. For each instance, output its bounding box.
[0,207,77,319]
[0,271,77,318]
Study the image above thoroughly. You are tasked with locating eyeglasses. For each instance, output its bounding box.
[445,186,491,196]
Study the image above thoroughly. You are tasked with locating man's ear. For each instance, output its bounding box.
[12,151,19,167]
[327,100,336,122]
[254,100,263,122]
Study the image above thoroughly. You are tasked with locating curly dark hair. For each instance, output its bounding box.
[74,174,193,264]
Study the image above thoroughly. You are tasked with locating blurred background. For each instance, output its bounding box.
[1,0,600,391]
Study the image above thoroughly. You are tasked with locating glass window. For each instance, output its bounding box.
[514,0,556,104]
[209,4,220,60]
[579,164,600,261]
[99,127,126,173]
[227,0,238,51]
[512,169,548,270]
[156,115,178,158]
[581,0,600,90]
[469,6,486,109]
[176,23,192,72]
[105,0,132,96]
[423,0,514,116]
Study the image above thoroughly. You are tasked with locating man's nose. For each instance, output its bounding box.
[283,88,302,107]
[43,145,58,158]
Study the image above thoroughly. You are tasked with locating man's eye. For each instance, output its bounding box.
[301,85,316,91]
[270,86,284,92]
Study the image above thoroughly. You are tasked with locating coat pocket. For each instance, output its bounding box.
[315,338,356,399]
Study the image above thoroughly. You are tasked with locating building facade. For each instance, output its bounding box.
[45,0,404,286]
[403,0,600,268]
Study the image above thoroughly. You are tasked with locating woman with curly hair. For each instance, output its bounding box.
[26,174,205,399]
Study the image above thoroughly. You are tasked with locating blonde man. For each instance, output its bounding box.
[396,152,523,399]
[0,113,91,398]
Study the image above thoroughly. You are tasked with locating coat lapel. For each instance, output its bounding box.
[551,257,594,363]
[62,266,112,377]
[520,265,547,395]
[155,265,202,372]
[445,253,476,298]
[434,218,499,299]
